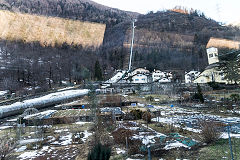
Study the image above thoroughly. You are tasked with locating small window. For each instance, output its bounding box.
[142,78,145,81]
[209,53,213,58]
[214,53,218,57]
[135,79,139,81]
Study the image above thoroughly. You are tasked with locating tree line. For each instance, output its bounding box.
[0,40,108,95]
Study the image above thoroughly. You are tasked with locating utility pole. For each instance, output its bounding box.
[227,125,234,160]
[128,19,136,72]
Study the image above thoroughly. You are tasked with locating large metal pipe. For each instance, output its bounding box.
[0,89,89,119]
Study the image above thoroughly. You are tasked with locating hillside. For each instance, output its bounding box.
[103,11,240,71]
[0,0,139,26]
[0,10,106,47]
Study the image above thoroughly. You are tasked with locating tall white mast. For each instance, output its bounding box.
[128,20,136,72]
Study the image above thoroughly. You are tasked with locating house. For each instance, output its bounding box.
[152,70,165,82]
[132,73,149,83]
[194,37,240,84]
[185,71,201,83]
[193,64,226,84]
[131,68,150,76]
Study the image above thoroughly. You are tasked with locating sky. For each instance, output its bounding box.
[91,0,240,24]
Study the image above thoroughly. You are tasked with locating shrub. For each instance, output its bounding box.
[207,82,221,90]
[199,119,222,144]
[130,109,143,120]
[192,84,204,103]
[87,143,111,160]
[112,128,134,145]
[0,135,16,160]
[230,94,240,103]
[142,111,151,123]
[145,96,154,102]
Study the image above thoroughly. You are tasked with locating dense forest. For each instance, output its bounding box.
[0,1,240,94]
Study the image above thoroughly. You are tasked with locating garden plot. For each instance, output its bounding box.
[152,105,240,137]
[5,121,94,160]
[113,121,198,154]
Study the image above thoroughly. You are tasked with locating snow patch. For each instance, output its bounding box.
[164,141,190,150]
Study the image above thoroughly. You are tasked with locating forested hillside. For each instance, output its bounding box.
[0,0,138,26]
[103,10,240,71]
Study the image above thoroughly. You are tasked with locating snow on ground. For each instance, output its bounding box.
[18,151,39,160]
[24,110,56,119]
[152,105,240,136]
[164,141,190,150]
[57,86,75,91]
[0,89,89,118]
[221,132,240,139]
[81,130,92,142]
[116,148,126,154]
[19,138,43,145]
[105,70,126,83]
[0,90,8,96]
[51,133,72,146]
[15,146,27,152]
[0,125,13,130]
[75,121,93,125]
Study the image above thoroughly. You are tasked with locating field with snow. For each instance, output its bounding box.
[0,90,240,159]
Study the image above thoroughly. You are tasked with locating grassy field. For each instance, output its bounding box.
[199,138,240,160]
[0,10,106,47]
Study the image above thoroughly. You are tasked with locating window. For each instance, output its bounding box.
[142,78,145,81]
[209,53,213,58]
[135,79,139,81]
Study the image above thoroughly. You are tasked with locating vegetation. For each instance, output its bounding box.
[207,82,221,90]
[218,50,240,84]
[0,10,106,47]
[94,60,103,81]
[199,119,222,144]
[199,138,240,160]
[142,111,151,123]
[145,96,154,102]
[0,0,240,93]
[230,94,240,103]
[192,84,204,103]
[87,143,111,160]
[130,109,143,120]
[0,134,16,160]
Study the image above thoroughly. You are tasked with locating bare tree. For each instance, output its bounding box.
[0,135,16,160]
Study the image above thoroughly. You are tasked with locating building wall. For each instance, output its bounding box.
[207,47,219,65]
[132,74,148,83]
[185,71,200,83]
[194,68,227,84]
[152,70,165,82]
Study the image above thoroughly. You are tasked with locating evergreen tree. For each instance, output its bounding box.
[94,60,103,81]
[88,143,111,160]
[218,50,240,84]
[197,84,204,103]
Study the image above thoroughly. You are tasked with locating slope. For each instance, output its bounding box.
[0,10,106,47]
